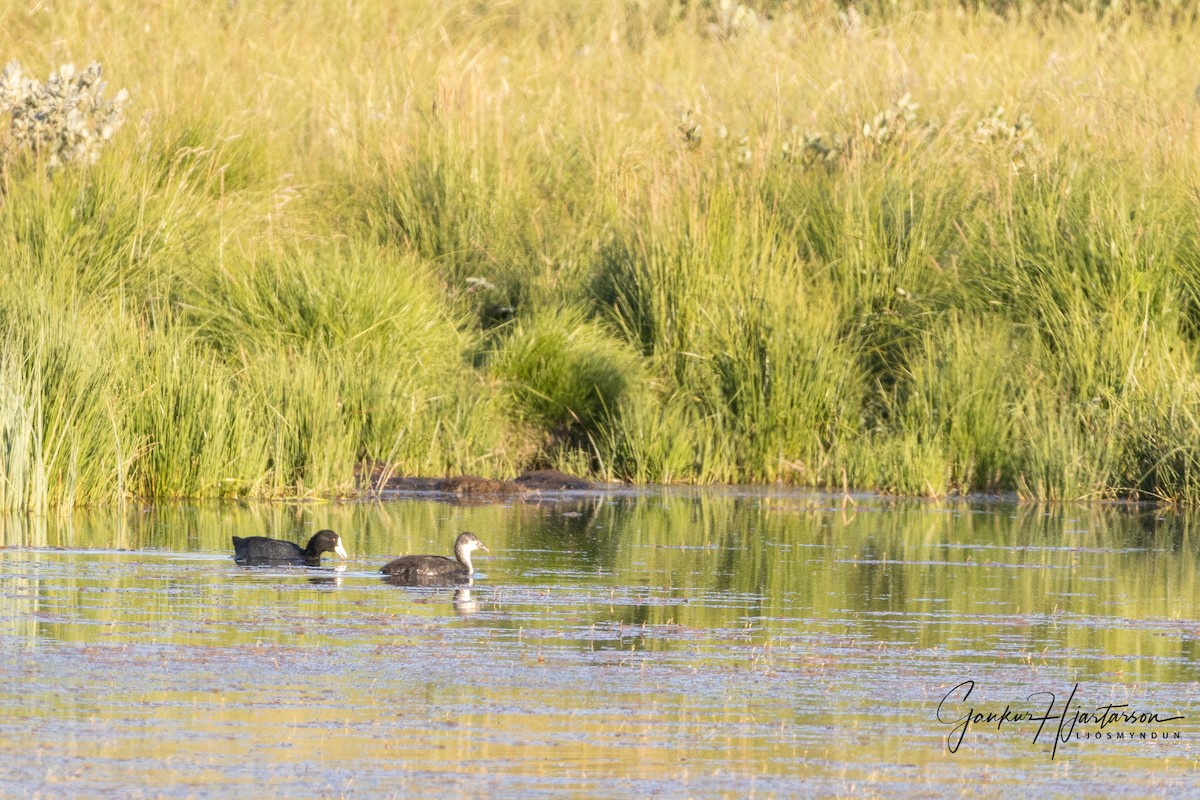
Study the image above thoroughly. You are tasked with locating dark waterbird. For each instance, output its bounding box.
[232,529,348,566]
[381,531,489,584]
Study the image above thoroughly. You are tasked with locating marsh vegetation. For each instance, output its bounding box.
[3,1,1200,508]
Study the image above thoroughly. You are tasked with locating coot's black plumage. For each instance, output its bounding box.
[380,531,488,584]
[232,529,348,565]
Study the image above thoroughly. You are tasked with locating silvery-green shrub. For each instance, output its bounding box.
[0,61,128,174]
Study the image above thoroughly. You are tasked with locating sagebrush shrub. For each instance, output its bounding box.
[0,61,128,174]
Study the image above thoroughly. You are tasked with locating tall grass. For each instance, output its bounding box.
[2,1,1200,506]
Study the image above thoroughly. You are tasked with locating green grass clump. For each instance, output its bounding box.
[592,188,866,483]
[3,1,1200,505]
[123,333,265,500]
[0,299,125,511]
[490,308,644,452]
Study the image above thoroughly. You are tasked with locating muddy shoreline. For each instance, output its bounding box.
[374,468,599,499]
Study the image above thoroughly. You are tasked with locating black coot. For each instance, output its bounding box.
[380,531,488,584]
[232,529,348,565]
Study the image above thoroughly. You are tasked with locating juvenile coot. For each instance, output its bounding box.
[380,531,488,583]
[232,529,348,566]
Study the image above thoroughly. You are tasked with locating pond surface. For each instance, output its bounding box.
[1,491,1198,797]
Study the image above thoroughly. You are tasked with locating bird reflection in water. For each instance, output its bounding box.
[308,563,347,587]
[453,584,478,616]
[381,573,481,616]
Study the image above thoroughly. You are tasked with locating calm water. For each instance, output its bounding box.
[1,491,1198,797]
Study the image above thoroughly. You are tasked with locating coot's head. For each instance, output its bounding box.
[310,529,349,559]
[454,531,488,555]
